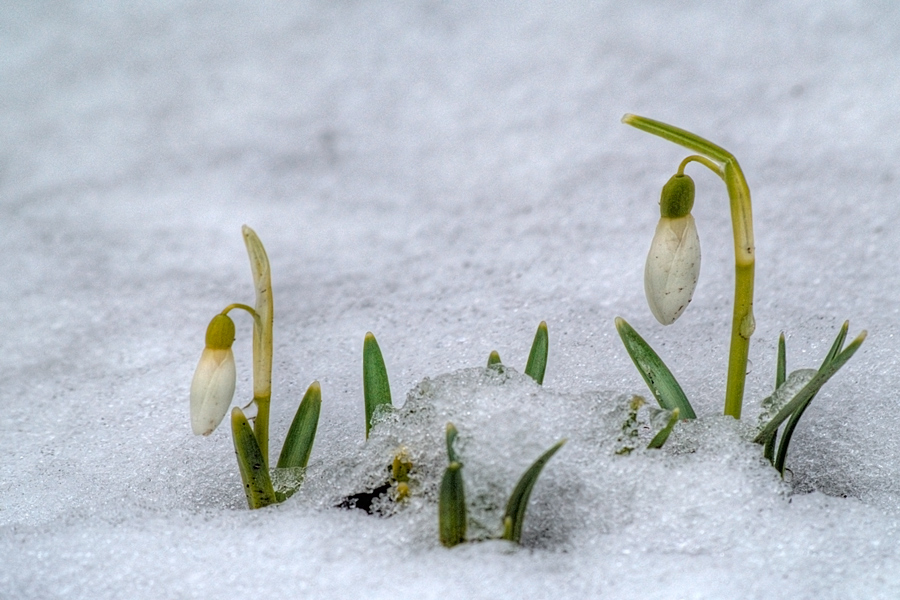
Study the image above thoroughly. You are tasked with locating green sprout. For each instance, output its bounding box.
[363,332,392,438]
[755,322,866,475]
[501,438,565,543]
[439,422,565,548]
[615,317,695,419]
[439,424,467,547]
[189,226,321,509]
[485,321,550,385]
[614,395,679,454]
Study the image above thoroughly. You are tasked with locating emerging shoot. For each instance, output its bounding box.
[363,332,392,438]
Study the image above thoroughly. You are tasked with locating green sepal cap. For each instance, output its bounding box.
[659,173,695,218]
[205,314,236,349]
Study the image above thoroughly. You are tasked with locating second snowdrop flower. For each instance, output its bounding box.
[644,173,700,325]
[190,313,237,436]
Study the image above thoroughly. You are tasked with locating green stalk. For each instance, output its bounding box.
[242,226,274,466]
[623,114,755,419]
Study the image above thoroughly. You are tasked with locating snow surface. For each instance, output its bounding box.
[3,1,900,598]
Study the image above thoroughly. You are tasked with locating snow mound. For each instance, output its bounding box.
[294,366,787,549]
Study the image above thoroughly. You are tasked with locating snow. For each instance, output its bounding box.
[3,1,900,598]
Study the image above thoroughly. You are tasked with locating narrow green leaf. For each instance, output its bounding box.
[276,381,322,469]
[763,430,777,464]
[773,322,855,474]
[776,333,786,389]
[231,407,277,509]
[524,321,549,385]
[487,350,502,368]
[445,422,459,464]
[621,114,734,164]
[821,321,849,369]
[647,408,679,449]
[773,392,818,475]
[754,330,866,445]
[363,332,392,438]
[614,317,696,419]
[764,333,787,464]
[501,439,566,543]
[439,462,466,547]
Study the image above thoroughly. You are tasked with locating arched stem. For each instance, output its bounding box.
[222,303,262,330]
[623,114,755,419]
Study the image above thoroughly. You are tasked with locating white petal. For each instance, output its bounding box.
[190,348,237,435]
[644,215,701,325]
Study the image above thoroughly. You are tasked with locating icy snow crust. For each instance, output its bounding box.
[4,1,900,598]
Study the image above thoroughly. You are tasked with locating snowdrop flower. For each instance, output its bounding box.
[644,173,700,325]
[190,313,237,435]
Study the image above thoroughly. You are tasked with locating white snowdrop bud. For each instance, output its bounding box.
[644,174,701,325]
[190,314,237,436]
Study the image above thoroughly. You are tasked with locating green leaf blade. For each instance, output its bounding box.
[821,321,850,369]
[776,333,787,390]
[445,422,460,464]
[754,330,866,445]
[621,114,733,163]
[487,350,502,368]
[524,321,549,385]
[276,381,322,469]
[647,408,679,449]
[772,323,860,473]
[231,407,277,509]
[614,317,696,419]
[363,332,392,438]
[502,439,566,544]
[439,462,467,547]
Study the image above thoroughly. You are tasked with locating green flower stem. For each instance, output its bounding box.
[221,303,262,330]
[623,114,756,419]
[242,226,274,466]
[677,154,722,178]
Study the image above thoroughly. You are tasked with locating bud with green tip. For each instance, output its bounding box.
[190,314,237,436]
[644,173,701,325]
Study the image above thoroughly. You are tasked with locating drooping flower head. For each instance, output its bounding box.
[644,173,701,325]
[190,313,237,435]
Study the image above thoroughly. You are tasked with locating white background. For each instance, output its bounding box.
[2,1,899,598]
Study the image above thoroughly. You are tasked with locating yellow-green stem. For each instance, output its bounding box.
[253,394,271,464]
[722,161,755,418]
[623,114,755,419]
[221,303,262,329]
